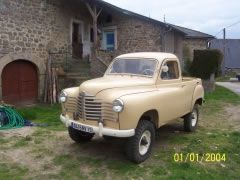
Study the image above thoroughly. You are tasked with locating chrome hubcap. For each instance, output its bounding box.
[191,110,198,127]
[139,130,151,155]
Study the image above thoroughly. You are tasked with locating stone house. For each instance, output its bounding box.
[171,24,215,65]
[89,0,186,76]
[0,0,212,104]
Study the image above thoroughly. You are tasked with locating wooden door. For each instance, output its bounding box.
[72,22,83,58]
[2,60,38,104]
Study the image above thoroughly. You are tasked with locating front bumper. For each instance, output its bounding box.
[60,114,135,138]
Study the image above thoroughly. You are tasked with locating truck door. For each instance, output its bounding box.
[156,60,187,124]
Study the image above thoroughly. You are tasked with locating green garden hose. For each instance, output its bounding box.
[0,105,25,130]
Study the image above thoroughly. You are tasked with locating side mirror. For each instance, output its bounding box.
[162,65,169,73]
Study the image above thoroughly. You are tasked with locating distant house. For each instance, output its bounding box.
[210,39,240,72]
[0,0,213,104]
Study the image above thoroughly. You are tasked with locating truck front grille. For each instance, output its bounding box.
[65,97,78,114]
[66,92,118,122]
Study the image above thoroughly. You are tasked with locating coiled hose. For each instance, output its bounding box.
[0,105,25,130]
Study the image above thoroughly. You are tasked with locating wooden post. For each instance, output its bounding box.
[85,2,102,57]
[223,28,226,75]
[223,28,226,40]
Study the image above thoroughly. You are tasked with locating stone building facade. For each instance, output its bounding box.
[1,0,213,104]
[183,38,209,62]
[170,24,215,72]
[0,0,186,103]
[90,2,184,76]
[0,0,93,103]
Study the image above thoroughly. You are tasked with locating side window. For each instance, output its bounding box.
[161,61,179,80]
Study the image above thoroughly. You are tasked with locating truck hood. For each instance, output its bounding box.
[79,76,155,96]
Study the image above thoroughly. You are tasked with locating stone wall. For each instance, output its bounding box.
[91,11,184,77]
[0,0,92,101]
[0,0,186,98]
[0,53,46,100]
[183,38,208,62]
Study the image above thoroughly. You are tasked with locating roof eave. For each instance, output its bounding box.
[86,0,186,36]
[185,36,216,40]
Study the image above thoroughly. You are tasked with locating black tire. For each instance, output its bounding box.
[103,135,115,141]
[184,104,199,132]
[68,127,94,143]
[125,120,155,164]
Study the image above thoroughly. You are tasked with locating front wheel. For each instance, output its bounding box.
[68,127,94,143]
[184,104,199,132]
[125,120,155,163]
[103,135,116,141]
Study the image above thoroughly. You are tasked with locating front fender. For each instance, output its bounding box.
[118,91,159,130]
[63,87,80,97]
[61,87,79,114]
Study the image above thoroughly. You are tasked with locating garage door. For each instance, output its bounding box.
[2,60,38,104]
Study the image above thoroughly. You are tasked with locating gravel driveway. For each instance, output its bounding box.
[216,82,240,95]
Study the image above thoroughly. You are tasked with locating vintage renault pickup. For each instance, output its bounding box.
[59,52,204,163]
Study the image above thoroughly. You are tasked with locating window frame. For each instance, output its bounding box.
[159,59,181,81]
[105,58,159,78]
[101,26,117,51]
[104,31,115,50]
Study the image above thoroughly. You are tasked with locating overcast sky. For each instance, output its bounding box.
[104,0,240,39]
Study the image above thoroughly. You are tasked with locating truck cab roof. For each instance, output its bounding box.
[116,52,178,63]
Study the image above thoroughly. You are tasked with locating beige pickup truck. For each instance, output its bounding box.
[59,52,204,163]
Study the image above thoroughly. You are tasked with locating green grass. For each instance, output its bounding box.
[17,104,63,130]
[1,86,240,179]
[216,72,237,82]
[205,86,240,104]
[216,76,231,82]
[48,129,240,179]
[202,86,240,118]
[0,138,10,144]
[0,164,28,180]
[13,137,30,148]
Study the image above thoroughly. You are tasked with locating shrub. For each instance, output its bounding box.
[190,49,223,80]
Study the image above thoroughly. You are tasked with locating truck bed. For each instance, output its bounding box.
[183,77,201,83]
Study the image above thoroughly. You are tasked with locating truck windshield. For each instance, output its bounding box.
[107,58,157,77]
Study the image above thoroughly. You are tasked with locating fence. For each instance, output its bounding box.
[210,39,240,72]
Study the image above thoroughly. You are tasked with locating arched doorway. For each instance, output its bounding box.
[2,60,38,104]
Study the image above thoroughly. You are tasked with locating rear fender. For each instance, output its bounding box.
[191,84,204,110]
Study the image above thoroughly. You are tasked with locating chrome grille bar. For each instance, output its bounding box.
[74,92,118,121]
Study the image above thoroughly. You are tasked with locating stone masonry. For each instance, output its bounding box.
[0,0,92,101]
[91,10,184,76]
[0,0,186,101]
[183,38,208,62]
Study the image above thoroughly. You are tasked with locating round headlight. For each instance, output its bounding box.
[112,99,124,113]
[59,91,68,103]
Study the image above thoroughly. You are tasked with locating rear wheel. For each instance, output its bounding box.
[68,127,94,143]
[184,104,199,132]
[125,120,155,163]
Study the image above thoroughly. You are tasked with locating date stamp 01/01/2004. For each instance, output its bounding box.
[173,153,226,163]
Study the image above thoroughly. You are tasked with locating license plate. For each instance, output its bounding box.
[71,122,94,133]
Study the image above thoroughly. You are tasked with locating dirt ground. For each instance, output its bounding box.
[225,105,240,130]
